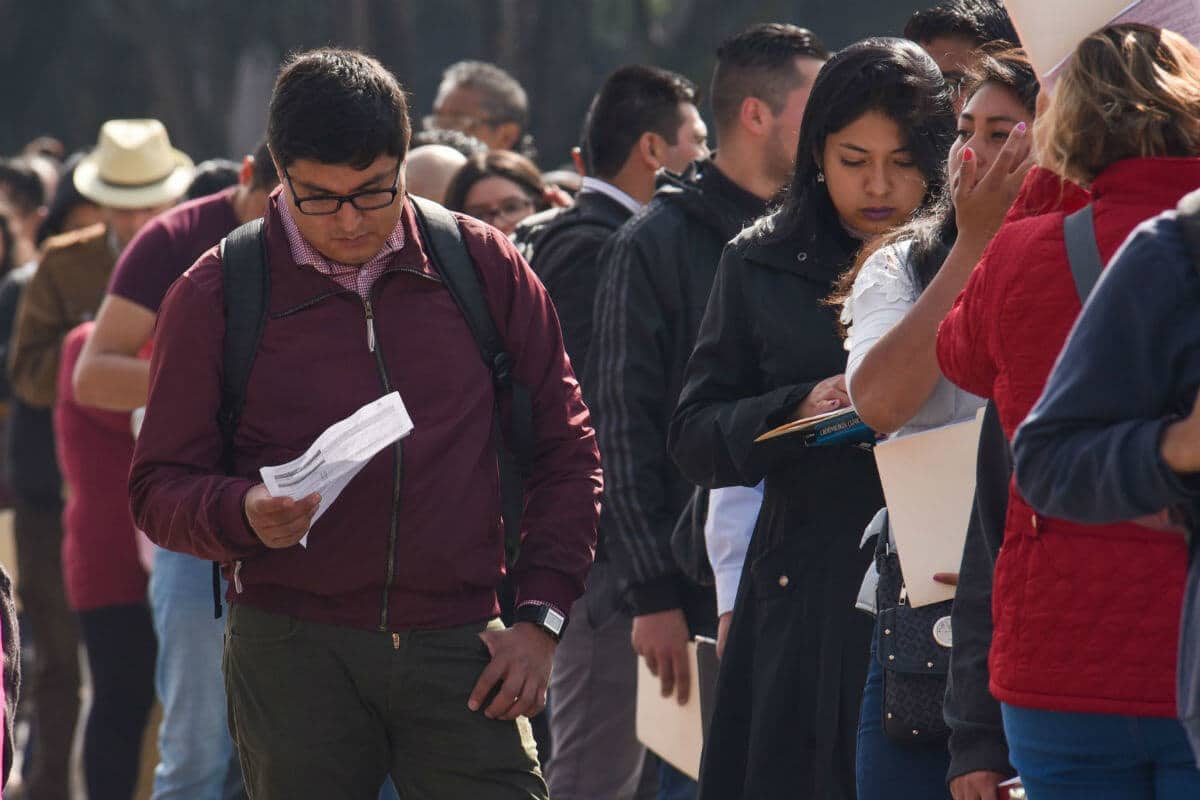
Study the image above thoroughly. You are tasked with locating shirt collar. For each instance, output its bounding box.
[579,177,642,214]
[276,189,406,274]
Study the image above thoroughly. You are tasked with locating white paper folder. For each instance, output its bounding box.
[873,410,985,608]
[635,637,720,780]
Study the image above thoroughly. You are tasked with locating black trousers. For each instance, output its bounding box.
[77,602,157,800]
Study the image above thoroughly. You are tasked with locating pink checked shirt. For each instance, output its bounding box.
[278,196,406,298]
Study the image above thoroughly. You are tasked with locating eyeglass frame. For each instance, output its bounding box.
[282,163,404,216]
[422,111,508,136]
[463,196,535,226]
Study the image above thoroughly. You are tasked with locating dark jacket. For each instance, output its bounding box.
[943,401,1015,784]
[586,159,764,617]
[668,214,883,800]
[0,561,19,789]
[130,195,602,632]
[514,187,631,374]
[1012,204,1200,750]
[0,264,61,507]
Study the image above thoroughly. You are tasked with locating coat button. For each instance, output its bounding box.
[778,575,790,588]
[1031,514,1039,530]
[796,251,808,262]
[887,654,895,661]
[927,661,935,669]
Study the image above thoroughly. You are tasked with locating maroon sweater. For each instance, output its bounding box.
[130,196,602,631]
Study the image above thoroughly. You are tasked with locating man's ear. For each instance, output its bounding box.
[634,132,663,171]
[738,96,771,137]
[239,155,255,188]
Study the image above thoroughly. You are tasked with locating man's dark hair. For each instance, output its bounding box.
[904,0,1020,48]
[710,24,829,135]
[268,48,411,171]
[249,139,279,191]
[411,127,489,158]
[583,65,698,180]
[185,159,241,201]
[437,60,529,131]
[0,157,46,216]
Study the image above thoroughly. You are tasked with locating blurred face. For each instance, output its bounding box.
[106,200,174,251]
[281,155,404,266]
[921,35,978,112]
[463,176,536,235]
[763,58,824,188]
[949,82,1034,189]
[821,110,927,237]
[430,86,519,151]
[658,103,709,174]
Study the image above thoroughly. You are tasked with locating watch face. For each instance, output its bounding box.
[544,607,566,636]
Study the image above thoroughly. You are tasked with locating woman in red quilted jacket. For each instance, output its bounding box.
[936,24,1200,799]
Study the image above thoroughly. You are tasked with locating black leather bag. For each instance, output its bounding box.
[875,517,953,742]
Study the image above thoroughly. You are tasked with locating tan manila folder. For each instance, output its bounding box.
[1007,0,1200,84]
[873,408,985,608]
[636,637,720,780]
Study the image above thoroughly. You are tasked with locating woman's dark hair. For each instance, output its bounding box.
[268,48,411,171]
[762,37,955,248]
[37,152,98,245]
[443,150,548,215]
[830,48,1039,317]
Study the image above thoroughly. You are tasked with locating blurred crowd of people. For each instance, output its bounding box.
[1,1,1199,799]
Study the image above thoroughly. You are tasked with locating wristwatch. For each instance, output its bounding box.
[514,602,567,642]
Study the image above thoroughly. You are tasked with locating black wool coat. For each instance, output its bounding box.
[669,213,885,800]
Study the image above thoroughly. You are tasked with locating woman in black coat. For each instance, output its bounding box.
[668,39,955,799]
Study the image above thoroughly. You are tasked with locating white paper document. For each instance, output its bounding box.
[259,392,414,546]
[636,637,719,781]
[873,409,985,608]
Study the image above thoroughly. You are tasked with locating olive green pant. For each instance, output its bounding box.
[223,603,547,799]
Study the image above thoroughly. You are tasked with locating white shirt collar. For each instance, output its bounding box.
[579,177,642,214]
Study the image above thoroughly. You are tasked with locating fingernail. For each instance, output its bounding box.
[1015,121,1027,133]
[962,148,974,162]
[467,700,478,711]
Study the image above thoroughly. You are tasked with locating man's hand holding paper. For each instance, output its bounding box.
[250,391,415,547]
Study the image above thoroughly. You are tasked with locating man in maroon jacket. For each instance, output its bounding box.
[129,48,601,800]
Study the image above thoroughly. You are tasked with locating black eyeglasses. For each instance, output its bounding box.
[283,165,403,216]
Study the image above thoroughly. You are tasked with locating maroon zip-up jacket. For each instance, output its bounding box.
[129,195,602,632]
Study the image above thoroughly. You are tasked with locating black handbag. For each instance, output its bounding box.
[875,516,953,742]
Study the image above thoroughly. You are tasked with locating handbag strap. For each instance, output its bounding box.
[1063,204,1103,304]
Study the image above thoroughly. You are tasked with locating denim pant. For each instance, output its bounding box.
[149,548,244,799]
[856,622,951,800]
[1002,704,1200,799]
[656,758,698,800]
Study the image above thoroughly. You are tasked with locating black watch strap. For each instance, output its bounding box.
[514,603,567,641]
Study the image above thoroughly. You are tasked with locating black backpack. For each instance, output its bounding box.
[207,196,533,617]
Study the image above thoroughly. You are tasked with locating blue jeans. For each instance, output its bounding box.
[657,759,697,800]
[1002,704,1200,799]
[149,548,244,799]
[856,623,951,800]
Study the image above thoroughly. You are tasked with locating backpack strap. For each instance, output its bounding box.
[1063,204,1104,304]
[408,196,533,571]
[1178,189,1200,267]
[213,217,270,618]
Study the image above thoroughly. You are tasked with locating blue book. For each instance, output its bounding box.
[755,407,875,448]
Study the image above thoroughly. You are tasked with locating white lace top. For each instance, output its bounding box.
[845,240,985,614]
[843,240,984,439]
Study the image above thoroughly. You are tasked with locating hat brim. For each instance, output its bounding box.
[73,149,195,210]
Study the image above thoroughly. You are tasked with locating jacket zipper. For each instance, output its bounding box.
[363,294,404,632]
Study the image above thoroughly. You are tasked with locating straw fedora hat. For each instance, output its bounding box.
[74,119,194,209]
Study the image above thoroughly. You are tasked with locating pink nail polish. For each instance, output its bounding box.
[1016,121,1027,133]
